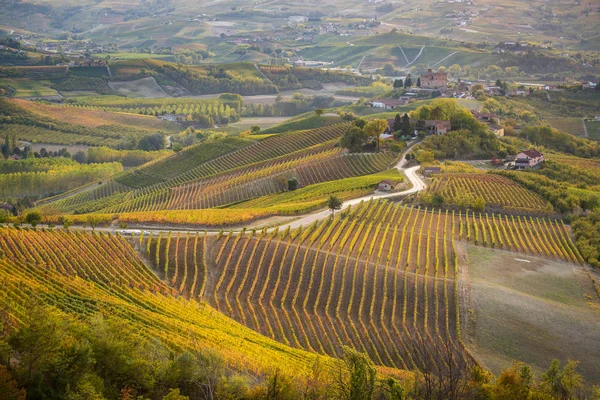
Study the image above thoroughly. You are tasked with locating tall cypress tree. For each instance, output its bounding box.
[392,113,402,132]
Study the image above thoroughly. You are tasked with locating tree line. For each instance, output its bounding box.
[0,304,596,400]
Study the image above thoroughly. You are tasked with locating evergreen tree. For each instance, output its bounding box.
[393,79,403,88]
[416,77,421,87]
[392,113,402,132]
[404,75,413,88]
[401,113,412,136]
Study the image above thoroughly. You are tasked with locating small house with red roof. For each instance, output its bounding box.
[515,149,543,170]
[378,180,394,191]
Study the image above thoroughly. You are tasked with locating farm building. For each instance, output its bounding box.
[378,180,393,191]
[471,111,500,125]
[420,69,448,89]
[415,120,451,135]
[385,118,451,135]
[515,149,543,170]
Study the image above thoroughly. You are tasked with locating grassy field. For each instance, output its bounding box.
[231,116,290,130]
[108,77,169,98]
[546,118,586,137]
[260,114,342,134]
[464,245,600,384]
[0,78,58,97]
[584,120,600,141]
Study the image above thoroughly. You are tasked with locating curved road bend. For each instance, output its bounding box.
[286,152,426,230]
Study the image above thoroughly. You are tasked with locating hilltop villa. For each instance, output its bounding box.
[515,149,544,170]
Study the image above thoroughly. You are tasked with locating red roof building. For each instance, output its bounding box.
[515,149,543,169]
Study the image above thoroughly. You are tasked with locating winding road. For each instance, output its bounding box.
[27,145,427,234]
[286,152,426,229]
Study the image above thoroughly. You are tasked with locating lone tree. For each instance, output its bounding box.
[315,108,325,116]
[335,346,377,400]
[25,211,42,228]
[250,125,260,134]
[327,195,343,219]
[364,119,389,151]
[404,74,413,88]
[287,177,299,191]
[416,77,421,87]
[473,196,486,212]
[86,215,100,231]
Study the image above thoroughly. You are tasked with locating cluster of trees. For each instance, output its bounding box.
[87,146,171,167]
[410,99,502,160]
[259,66,371,91]
[390,113,413,138]
[154,65,278,96]
[1,132,19,158]
[173,49,215,65]
[518,125,600,158]
[340,118,388,152]
[137,133,168,151]
[0,304,408,400]
[493,163,599,215]
[393,75,416,88]
[243,93,348,117]
[2,138,72,161]
[0,162,122,199]
[0,304,596,400]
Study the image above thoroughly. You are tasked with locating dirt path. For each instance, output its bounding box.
[400,45,425,68]
[357,55,367,70]
[431,51,460,68]
[396,45,411,66]
[455,241,474,338]
[254,63,272,84]
[582,118,589,138]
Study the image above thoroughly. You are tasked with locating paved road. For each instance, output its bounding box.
[23,145,426,235]
[286,151,426,229]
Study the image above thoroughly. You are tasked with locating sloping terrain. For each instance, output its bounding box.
[464,245,600,383]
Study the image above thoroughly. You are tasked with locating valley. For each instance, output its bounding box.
[0,1,599,399]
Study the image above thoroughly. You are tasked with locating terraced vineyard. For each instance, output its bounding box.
[115,136,255,188]
[146,231,209,299]
[427,173,550,213]
[39,123,395,215]
[141,200,583,373]
[148,200,468,372]
[163,151,395,211]
[0,227,331,377]
[455,210,584,264]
